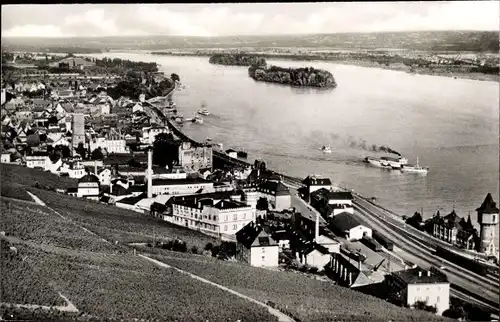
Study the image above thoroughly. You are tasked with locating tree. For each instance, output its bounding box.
[26,129,35,136]
[171,73,180,82]
[256,197,269,211]
[204,242,214,251]
[39,133,47,142]
[75,142,86,159]
[127,158,142,168]
[26,134,40,147]
[91,147,104,160]
[153,132,179,168]
[55,145,71,158]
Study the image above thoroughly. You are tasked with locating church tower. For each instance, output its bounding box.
[477,193,499,254]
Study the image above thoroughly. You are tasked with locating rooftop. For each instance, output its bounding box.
[330,212,363,232]
[393,267,449,285]
[476,193,499,214]
[236,222,277,248]
[152,178,213,186]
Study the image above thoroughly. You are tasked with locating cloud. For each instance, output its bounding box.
[1,2,498,38]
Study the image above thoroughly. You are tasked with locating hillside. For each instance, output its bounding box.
[2,31,498,52]
[1,164,451,321]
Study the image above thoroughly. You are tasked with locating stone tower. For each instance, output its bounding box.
[72,113,85,148]
[477,193,499,254]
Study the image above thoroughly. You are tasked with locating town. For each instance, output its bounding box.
[1,49,499,322]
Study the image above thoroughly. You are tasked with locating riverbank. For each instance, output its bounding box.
[151,51,499,83]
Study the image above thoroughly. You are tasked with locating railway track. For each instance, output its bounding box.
[353,201,499,315]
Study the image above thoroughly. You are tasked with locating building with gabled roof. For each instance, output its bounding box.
[388,266,450,315]
[330,212,372,241]
[432,210,477,249]
[236,222,279,267]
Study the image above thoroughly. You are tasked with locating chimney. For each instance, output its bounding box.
[314,212,320,242]
[418,271,422,277]
[147,148,153,198]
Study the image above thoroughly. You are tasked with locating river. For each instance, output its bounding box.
[91,53,499,245]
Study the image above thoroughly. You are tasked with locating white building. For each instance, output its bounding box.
[168,197,256,236]
[303,175,333,195]
[98,168,112,186]
[59,160,86,179]
[226,149,237,159]
[1,153,11,163]
[150,178,214,196]
[236,222,279,267]
[89,137,128,154]
[141,126,170,144]
[330,212,372,241]
[296,244,331,271]
[257,179,292,211]
[25,153,50,169]
[389,267,450,315]
[76,173,100,200]
[311,189,354,217]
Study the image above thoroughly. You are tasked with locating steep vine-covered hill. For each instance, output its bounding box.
[248,65,337,88]
[209,54,267,66]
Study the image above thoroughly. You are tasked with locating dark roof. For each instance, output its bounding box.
[303,176,332,186]
[100,195,111,203]
[104,184,129,196]
[393,267,449,285]
[258,180,290,196]
[150,202,167,212]
[169,191,236,205]
[78,173,100,184]
[117,193,146,205]
[476,193,499,214]
[327,191,353,201]
[152,178,212,186]
[225,149,237,153]
[303,243,330,256]
[330,212,362,232]
[236,222,277,248]
[67,187,78,193]
[213,199,248,210]
[271,229,292,241]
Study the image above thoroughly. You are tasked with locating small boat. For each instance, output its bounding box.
[401,157,429,174]
[365,155,408,169]
[206,137,212,142]
[197,104,210,116]
[237,150,248,158]
[192,115,203,124]
[320,145,332,153]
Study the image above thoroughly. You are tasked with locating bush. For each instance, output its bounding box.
[204,242,213,251]
[191,246,199,254]
[309,266,319,274]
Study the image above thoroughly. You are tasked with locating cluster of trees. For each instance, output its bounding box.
[404,212,424,230]
[209,54,267,67]
[248,64,337,88]
[95,57,158,73]
[106,72,175,100]
[152,132,179,169]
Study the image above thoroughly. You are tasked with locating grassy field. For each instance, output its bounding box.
[1,164,77,190]
[28,187,218,251]
[151,254,451,322]
[0,182,33,201]
[1,198,278,321]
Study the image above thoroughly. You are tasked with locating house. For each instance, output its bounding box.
[115,193,147,213]
[226,149,237,159]
[296,243,331,271]
[432,210,476,249]
[1,153,11,163]
[302,175,332,196]
[76,173,100,200]
[50,57,95,70]
[311,188,354,217]
[330,212,372,241]
[89,137,128,154]
[59,160,86,179]
[25,152,50,169]
[388,267,450,315]
[178,141,213,172]
[236,222,279,267]
[329,253,373,287]
[256,179,291,211]
[271,229,291,251]
[141,125,170,144]
[132,102,144,113]
[168,196,256,236]
[150,177,214,196]
[98,168,111,186]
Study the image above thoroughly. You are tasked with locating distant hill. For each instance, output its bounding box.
[1,31,499,53]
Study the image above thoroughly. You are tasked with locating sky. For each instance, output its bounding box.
[2,2,499,38]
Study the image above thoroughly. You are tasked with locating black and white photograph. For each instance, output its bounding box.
[1,2,499,321]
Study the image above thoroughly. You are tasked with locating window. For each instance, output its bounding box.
[416,287,420,291]
[233,224,237,230]
[425,296,429,302]
[243,213,246,219]
[262,248,265,253]
[437,296,440,303]
[225,215,228,221]
[262,256,265,261]
[493,215,496,222]
[233,214,237,220]
[224,225,228,231]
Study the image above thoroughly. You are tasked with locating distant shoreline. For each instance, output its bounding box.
[150,51,500,83]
